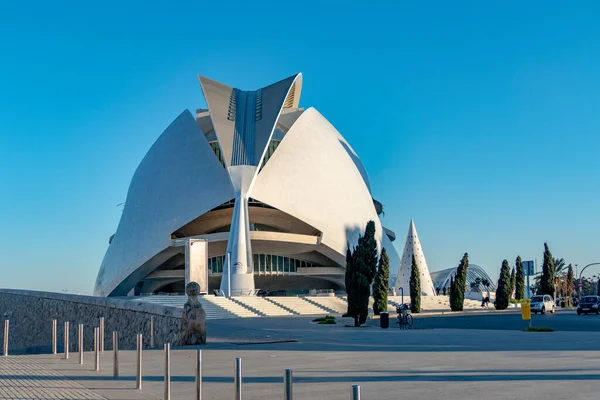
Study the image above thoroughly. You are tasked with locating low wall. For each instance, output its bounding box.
[0,289,183,354]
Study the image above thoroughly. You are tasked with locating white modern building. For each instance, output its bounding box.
[94,73,405,297]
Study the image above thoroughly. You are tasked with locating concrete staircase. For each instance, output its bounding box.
[267,297,330,315]
[233,297,294,316]
[133,295,260,319]
[204,296,260,318]
[304,296,348,313]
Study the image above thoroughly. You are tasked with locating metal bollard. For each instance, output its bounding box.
[234,358,242,400]
[94,327,100,371]
[113,331,119,378]
[3,320,9,356]
[352,385,361,400]
[196,350,202,400]
[136,334,142,389]
[150,316,154,349]
[52,319,57,355]
[99,317,104,352]
[284,369,293,400]
[164,343,171,400]
[64,321,69,359]
[78,324,84,365]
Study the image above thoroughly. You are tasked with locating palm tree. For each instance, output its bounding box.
[534,257,567,289]
[554,258,567,275]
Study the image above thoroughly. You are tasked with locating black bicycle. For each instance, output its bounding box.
[396,303,413,329]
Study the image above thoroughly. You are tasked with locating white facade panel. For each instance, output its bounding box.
[94,110,235,296]
[250,107,383,261]
[185,239,208,293]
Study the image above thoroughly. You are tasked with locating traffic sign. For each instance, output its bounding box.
[523,260,535,276]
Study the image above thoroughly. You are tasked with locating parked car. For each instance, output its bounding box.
[530,295,555,314]
[577,295,600,315]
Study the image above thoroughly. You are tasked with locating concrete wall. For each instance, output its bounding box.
[0,289,182,354]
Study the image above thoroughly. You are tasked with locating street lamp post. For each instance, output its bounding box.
[578,263,600,299]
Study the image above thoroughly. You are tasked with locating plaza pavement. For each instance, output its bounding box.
[3,313,600,399]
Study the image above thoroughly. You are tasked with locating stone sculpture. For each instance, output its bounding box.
[180,282,206,345]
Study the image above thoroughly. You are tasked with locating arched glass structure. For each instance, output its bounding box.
[430,264,497,292]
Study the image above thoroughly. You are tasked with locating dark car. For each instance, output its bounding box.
[577,295,600,315]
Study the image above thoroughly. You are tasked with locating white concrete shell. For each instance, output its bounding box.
[94,111,235,296]
[94,73,400,297]
[250,107,382,263]
[394,219,436,297]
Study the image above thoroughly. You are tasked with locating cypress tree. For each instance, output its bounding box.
[373,248,389,315]
[510,267,516,299]
[541,243,556,296]
[362,221,378,283]
[515,256,525,300]
[410,254,421,313]
[345,221,378,325]
[450,253,469,311]
[345,244,355,316]
[566,264,574,306]
[495,259,511,310]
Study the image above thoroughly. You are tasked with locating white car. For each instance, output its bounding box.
[530,295,555,314]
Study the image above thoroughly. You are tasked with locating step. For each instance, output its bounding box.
[204,296,261,317]
[233,297,294,316]
[267,297,330,315]
[303,296,348,314]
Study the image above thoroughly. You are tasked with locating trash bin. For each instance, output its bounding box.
[380,312,389,329]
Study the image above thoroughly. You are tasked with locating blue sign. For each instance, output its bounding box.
[522,260,535,276]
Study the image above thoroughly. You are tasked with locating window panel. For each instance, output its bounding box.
[278,256,284,272]
[284,257,290,273]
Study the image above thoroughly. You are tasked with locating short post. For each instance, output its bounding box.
[99,317,104,352]
[52,319,57,355]
[136,334,142,389]
[78,324,84,364]
[150,316,154,349]
[113,331,119,378]
[284,369,293,400]
[164,343,171,400]
[64,321,69,359]
[196,350,202,400]
[234,357,242,400]
[94,327,100,371]
[3,320,9,356]
[352,385,361,400]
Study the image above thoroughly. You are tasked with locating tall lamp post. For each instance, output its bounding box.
[578,263,600,298]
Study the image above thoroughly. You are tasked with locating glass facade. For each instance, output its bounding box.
[208,254,317,275]
[259,140,281,170]
[209,141,226,167]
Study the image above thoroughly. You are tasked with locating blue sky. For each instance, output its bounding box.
[1,1,600,294]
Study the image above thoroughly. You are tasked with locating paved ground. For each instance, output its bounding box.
[0,355,104,399]
[416,308,600,332]
[3,311,600,399]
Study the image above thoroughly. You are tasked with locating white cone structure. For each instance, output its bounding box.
[394,219,436,297]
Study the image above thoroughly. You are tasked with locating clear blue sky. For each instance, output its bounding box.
[1,1,600,294]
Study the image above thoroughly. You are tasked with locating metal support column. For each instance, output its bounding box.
[113,331,119,378]
[63,321,69,359]
[164,343,171,400]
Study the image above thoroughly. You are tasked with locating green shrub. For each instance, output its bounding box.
[523,326,554,332]
[318,319,336,325]
[312,315,336,323]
